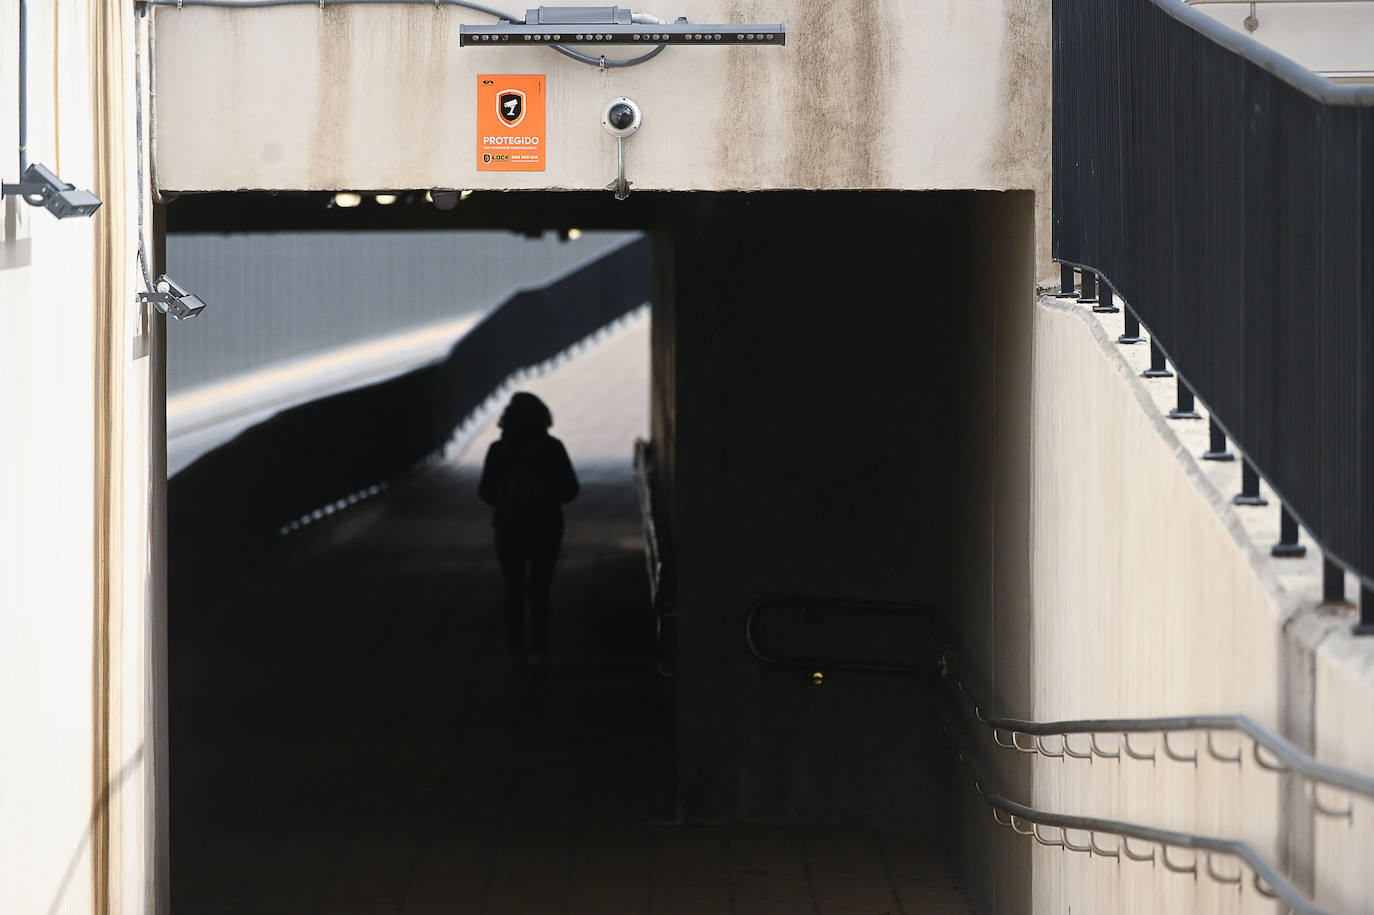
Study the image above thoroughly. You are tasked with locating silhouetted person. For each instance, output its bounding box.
[478,392,579,670]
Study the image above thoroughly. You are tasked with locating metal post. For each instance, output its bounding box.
[1233,459,1267,506]
[1271,507,1306,558]
[19,0,27,175]
[1356,584,1374,636]
[1056,263,1077,297]
[1168,380,1201,420]
[1323,559,1346,605]
[1142,339,1173,378]
[1201,418,1234,461]
[1077,270,1098,305]
[1093,281,1119,314]
[1118,309,1144,345]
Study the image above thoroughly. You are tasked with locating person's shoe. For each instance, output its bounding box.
[526,650,547,673]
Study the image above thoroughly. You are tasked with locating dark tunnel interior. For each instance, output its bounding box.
[167,190,1034,913]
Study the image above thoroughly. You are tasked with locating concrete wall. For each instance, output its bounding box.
[150,0,1054,273]
[945,191,1037,915]
[658,191,950,828]
[1026,299,1289,913]
[966,291,1374,914]
[650,191,1037,837]
[0,4,165,913]
[151,0,1050,196]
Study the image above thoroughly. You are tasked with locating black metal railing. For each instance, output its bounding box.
[633,438,676,676]
[1053,0,1374,607]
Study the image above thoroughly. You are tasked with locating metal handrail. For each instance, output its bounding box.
[1316,70,1374,82]
[1184,0,1374,52]
[944,652,1374,804]
[736,606,1362,912]
[1154,0,1374,104]
[937,661,1339,913]
[943,724,1327,915]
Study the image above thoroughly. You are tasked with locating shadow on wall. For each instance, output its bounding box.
[167,235,650,609]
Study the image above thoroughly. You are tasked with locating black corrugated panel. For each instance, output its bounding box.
[1054,0,1374,584]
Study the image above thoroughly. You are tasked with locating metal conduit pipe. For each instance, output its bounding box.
[17,0,27,176]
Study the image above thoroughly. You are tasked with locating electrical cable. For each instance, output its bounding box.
[550,42,666,68]
[139,0,671,68]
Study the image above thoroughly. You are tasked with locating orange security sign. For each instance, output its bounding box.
[478,75,545,171]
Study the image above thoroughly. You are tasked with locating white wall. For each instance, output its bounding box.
[0,3,164,913]
[1192,2,1374,78]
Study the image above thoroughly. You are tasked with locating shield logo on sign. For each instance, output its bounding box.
[498,90,526,128]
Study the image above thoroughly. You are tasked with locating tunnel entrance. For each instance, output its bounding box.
[165,189,1033,913]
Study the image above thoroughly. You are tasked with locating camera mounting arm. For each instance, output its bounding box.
[615,136,628,200]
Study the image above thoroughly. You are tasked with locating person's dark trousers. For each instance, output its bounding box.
[495,521,563,656]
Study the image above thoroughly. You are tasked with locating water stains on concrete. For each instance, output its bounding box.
[310,8,355,189]
[716,0,895,187]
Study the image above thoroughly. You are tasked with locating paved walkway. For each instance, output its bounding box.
[170,312,971,914]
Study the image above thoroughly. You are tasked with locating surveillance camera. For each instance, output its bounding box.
[1,162,102,219]
[139,274,208,321]
[602,97,642,137]
[430,190,461,211]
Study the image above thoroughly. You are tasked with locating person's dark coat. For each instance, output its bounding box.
[477,432,579,530]
[478,392,579,660]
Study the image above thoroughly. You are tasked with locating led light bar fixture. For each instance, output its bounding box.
[460,6,785,46]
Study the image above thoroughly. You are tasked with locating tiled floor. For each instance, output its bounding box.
[170,314,972,914]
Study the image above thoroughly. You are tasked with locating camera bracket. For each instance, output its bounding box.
[614,137,629,200]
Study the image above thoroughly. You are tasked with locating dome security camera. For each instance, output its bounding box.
[602,97,642,137]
